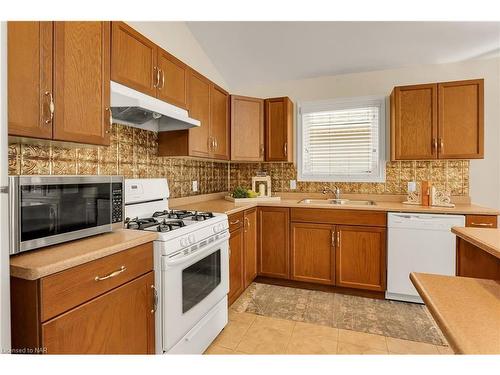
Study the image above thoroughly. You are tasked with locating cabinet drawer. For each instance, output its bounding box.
[291,208,386,227]
[40,242,153,322]
[228,211,244,232]
[465,215,497,228]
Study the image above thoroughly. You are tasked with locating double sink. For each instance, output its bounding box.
[298,198,376,206]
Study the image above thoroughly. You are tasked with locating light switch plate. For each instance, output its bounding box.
[192,180,198,192]
[290,180,297,190]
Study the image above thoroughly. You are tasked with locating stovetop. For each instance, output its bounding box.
[125,210,218,233]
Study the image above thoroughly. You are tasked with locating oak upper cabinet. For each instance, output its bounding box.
[156,48,188,109]
[53,22,111,145]
[8,22,111,146]
[335,226,386,291]
[391,79,484,160]
[231,95,265,161]
[8,22,53,139]
[158,73,230,160]
[228,219,245,305]
[209,84,230,160]
[187,69,211,158]
[111,21,157,97]
[42,272,155,354]
[290,223,335,285]
[265,97,293,162]
[243,208,258,288]
[391,83,438,160]
[258,207,290,279]
[438,79,484,159]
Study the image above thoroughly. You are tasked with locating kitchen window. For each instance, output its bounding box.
[297,97,386,182]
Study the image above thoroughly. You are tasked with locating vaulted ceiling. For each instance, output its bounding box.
[186,22,500,89]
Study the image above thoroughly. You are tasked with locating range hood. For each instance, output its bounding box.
[110,81,200,131]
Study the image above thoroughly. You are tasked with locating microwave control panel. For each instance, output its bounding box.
[112,182,124,224]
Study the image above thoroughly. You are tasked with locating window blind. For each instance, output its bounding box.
[302,105,380,178]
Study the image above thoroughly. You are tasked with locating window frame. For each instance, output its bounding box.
[296,96,387,183]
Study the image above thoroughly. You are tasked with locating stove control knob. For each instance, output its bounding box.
[212,226,218,233]
[180,238,189,247]
[188,234,195,244]
[218,224,224,232]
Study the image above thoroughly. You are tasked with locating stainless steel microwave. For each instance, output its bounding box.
[9,175,124,255]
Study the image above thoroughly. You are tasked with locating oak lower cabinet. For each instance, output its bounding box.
[10,243,156,354]
[335,226,387,291]
[391,79,484,160]
[8,21,111,146]
[456,237,500,280]
[290,223,335,285]
[258,207,290,279]
[243,208,258,288]
[228,209,258,305]
[42,272,155,354]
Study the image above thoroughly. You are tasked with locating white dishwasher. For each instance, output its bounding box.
[386,212,465,303]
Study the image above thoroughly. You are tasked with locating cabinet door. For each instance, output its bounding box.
[156,48,188,109]
[438,79,484,159]
[53,22,111,145]
[111,21,157,97]
[42,272,155,354]
[265,97,293,162]
[231,95,264,161]
[8,21,53,139]
[291,223,335,285]
[335,226,386,291]
[456,238,500,280]
[391,84,437,160]
[188,70,211,158]
[258,207,290,279]
[243,208,258,288]
[228,227,245,305]
[210,84,230,160]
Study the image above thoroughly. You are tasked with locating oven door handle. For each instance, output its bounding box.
[165,233,229,267]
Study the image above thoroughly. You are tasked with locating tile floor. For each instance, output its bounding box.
[204,283,455,355]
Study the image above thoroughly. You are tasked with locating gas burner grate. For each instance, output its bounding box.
[125,217,159,230]
[167,210,195,219]
[192,211,215,221]
[152,210,170,217]
[157,219,186,232]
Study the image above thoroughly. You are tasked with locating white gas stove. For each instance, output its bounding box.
[124,178,229,355]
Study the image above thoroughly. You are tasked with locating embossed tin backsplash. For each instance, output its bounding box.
[8,124,469,198]
[229,160,469,196]
[8,124,229,198]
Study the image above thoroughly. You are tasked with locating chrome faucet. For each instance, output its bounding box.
[322,186,341,200]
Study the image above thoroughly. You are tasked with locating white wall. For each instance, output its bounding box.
[126,22,229,90]
[235,58,500,210]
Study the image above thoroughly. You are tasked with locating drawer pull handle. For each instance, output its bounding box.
[151,285,158,314]
[470,222,493,227]
[94,266,126,281]
[230,219,240,225]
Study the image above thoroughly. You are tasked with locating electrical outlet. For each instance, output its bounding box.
[192,180,198,192]
[290,180,297,190]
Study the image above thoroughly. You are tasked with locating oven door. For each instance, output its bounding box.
[161,232,229,351]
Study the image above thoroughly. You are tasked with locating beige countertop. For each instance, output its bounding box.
[451,227,500,260]
[410,273,500,354]
[10,229,157,280]
[172,197,500,216]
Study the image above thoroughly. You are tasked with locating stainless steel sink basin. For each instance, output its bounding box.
[298,198,376,206]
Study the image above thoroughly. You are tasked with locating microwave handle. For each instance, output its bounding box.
[48,206,56,233]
